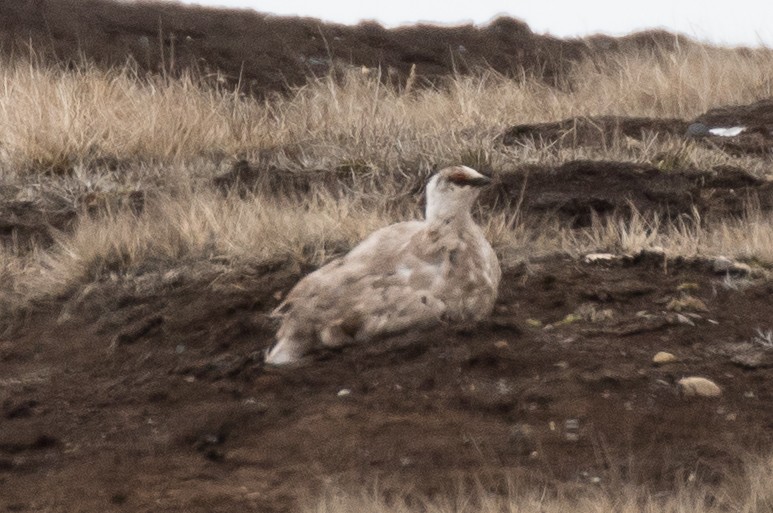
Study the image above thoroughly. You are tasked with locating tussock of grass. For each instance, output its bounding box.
[309,455,773,513]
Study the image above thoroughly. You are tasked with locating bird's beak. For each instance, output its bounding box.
[467,175,491,187]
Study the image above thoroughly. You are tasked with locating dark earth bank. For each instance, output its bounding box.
[2,0,692,94]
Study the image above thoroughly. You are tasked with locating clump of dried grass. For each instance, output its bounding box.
[308,454,773,513]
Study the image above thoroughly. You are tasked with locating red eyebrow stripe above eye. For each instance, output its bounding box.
[449,171,469,183]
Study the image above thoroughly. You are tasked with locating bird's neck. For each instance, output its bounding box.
[425,203,475,229]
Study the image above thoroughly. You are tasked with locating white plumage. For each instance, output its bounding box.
[265,165,501,365]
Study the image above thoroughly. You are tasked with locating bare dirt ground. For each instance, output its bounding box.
[2,154,773,512]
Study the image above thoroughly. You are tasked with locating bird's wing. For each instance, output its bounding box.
[273,221,454,339]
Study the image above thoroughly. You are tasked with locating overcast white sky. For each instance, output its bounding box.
[172,0,773,47]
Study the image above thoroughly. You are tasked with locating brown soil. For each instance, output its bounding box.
[2,254,772,512]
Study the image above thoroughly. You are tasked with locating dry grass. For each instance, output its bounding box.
[1,42,773,310]
[309,454,773,513]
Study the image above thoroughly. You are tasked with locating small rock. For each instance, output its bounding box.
[564,419,580,442]
[162,269,184,286]
[584,253,618,264]
[667,296,708,313]
[494,340,509,349]
[675,313,695,326]
[678,377,722,398]
[731,262,752,275]
[337,389,351,397]
[556,313,582,326]
[712,256,733,272]
[686,122,709,138]
[653,351,678,365]
[525,318,543,328]
[744,391,756,399]
[731,351,769,369]
[712,256,751,276]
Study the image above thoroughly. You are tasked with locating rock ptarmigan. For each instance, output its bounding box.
[265,165,501,365]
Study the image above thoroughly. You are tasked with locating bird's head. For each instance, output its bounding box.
[425,166,491,222]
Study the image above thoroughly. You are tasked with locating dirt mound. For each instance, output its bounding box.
[696,98,773,127]
[501,116,689,148]
[485,161,772,225]
[502,100,773,156]
[221,158,772,226]
[0,1,692,95]
[2,256,772,512]
[687,98,773,156]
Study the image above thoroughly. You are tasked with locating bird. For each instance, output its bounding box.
[264,165,501,365]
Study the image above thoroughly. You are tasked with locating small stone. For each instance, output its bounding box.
[494,340,509,349]
[712,256,751,276]
[744,391,756,399]
[667,296,708,313]
[678,377,722,398]
[731,351,766,369]
[675,313,695,326]
[712,256,733,272]
[653,351,678,365]
[677,282,700,292]
[525,318,543,328]
[564,419,580,442]
[725,413,737,421]
[686,122,709,138]
[556,313,582,326]
[337,389,351,397]
[162,269,184,285]
[584,253,618,263]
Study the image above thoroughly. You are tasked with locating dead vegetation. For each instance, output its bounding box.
[310,453,773,513]
[2,42,773,318]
